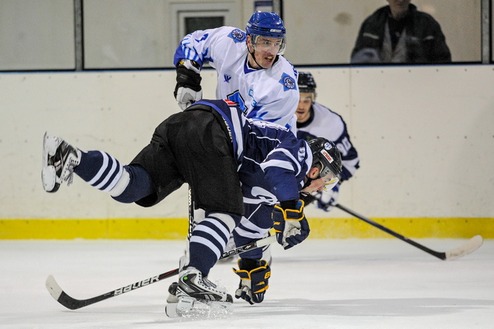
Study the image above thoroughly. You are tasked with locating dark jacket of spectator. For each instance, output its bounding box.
[351,4,451,64]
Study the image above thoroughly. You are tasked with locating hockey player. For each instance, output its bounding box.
[296,71,360,212]
[173,11,299,296]
[41,99,342,317]
[173,11,299,131]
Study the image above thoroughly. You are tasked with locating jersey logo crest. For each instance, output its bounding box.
[224,74,232,83]
[228,29,247,43]
[250,187,277,204]
[279,73,296,91]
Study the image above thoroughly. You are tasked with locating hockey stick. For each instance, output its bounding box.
[46,235,276,310]
[335,203,483,261]
[186,186,195,240]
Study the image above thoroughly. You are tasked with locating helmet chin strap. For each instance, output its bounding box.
[248,47,267,70]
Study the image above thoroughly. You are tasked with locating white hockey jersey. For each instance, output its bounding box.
[297,102,360,182]
[174,26,299,130]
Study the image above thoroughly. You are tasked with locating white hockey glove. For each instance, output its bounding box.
[174,59,202,110]
[272,200,310,250]
[175,86,202,111]
[316,183,340,212]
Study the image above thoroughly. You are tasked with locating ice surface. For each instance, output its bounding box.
[1,238,493,329]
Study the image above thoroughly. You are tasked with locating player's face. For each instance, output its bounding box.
[248,36,283,69]
[302,166,339,194]
[296,93,314,123]
[302,177,326,194]
[387,0,410,18]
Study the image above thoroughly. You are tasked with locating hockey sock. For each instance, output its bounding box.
[188,212,238,276]
[111,165,154,203]
[74,150,123,192]
[74,151,154,203]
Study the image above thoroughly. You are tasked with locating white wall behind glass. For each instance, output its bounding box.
[83,0,168,69]
[0,0,75,70]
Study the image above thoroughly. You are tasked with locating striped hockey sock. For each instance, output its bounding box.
[74,150,123,192]
[188,213,236,276]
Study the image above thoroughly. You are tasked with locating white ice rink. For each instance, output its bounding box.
[1,238,493,329]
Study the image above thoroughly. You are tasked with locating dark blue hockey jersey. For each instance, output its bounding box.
[192,99,312,204]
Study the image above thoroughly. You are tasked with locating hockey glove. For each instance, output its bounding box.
[174,60,202,110]
[316,183,340,212]
[233,259,271,305]
[272,200,310,250]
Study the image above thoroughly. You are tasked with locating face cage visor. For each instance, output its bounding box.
[251,34,286,55]
[319,165,340,190]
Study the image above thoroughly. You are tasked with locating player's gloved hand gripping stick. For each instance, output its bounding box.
[272,200,310,250]
[174,59,202,110]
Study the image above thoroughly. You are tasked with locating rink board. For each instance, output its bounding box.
[1,217,491,239]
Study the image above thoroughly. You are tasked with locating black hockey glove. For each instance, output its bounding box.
[272,200,310,250]
[299,191,316,205]
[233,258,271,304]
[174,59,202,110]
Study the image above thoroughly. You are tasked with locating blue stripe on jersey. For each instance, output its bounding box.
[261,147,303,175]
[235,219,267,240]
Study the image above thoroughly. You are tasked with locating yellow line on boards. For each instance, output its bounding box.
[0,218,187,240]
[0,217,492,240]
[307,217,493,239]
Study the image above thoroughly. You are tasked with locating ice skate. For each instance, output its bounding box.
[165,267,233,318]
[41,132,81,193]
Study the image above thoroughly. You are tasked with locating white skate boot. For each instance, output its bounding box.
[165,267,233,318]
[41,132,81,192]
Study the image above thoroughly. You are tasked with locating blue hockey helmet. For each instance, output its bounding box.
[246,12,286,39]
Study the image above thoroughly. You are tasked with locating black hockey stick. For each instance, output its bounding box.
[186,186,195,240]
[46,235,276,310]
[335,203,483,260]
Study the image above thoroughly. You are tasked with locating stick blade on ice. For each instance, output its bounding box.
[445,235,483,260]
[46,275,63,301]
[46,275,83,310]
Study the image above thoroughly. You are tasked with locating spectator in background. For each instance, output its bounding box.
[296,71,360,212]
[351,0,451,64]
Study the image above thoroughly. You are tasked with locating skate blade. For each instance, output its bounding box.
[43,132,62,158]
[41,165,61,192]
[165,297,233,319]
[164,303,179,318]
[41,132,61,193]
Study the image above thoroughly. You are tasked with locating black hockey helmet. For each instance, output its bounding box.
[297,72,317,93]
[308,137,342,186]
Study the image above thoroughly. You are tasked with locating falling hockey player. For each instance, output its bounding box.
[172,10,300,294]
[41,99,342,318]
